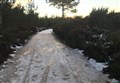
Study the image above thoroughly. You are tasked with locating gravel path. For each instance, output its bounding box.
[0,29,110,83]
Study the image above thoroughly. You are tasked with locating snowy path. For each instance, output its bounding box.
[0,29,111,83]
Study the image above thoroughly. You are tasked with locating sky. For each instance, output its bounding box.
[15,0,120,17]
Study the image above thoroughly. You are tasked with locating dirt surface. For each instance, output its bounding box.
[0,29,111,83]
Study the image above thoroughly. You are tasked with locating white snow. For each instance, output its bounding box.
[0,69,4,72]
[99,34,103,39]
[75,49,108,72]
[6,59,14,63]
[75,49,119,83]
[25,39,28,42]
[74,49,84,56]
[10,45,22,58]
[88,58,107,71]
[0,29,119,83]
[92,34,105,40]
[12,55,32,83]
[13,51,17,53]
[4,61,7,64]
[2,65,6,68]
[40,29,53,34]
[111,79,119,83]
[10,45,23,51]
[16,45,22,49]
[9,54,15,57]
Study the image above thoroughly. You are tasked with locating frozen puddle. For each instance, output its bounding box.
[0,29,112,83]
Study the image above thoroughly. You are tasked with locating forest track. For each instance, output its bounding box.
[0,29,110,83]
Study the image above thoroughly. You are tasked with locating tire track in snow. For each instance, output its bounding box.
[0,29,111,83]
[22,42,37,83]
[40,49,57,83]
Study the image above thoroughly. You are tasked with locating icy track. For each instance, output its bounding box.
[0,29,112,83]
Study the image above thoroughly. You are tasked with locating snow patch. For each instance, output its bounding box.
[24,39,28,42]
[88,58,108,71]
[13,51,17,53]
[0,69,4,72]
[1,65,6,68]
[9,54,15,57]
[75,49,108,72]
[10,45,23,51]
[73,49,119,83]
[40,29,53,34]
[6,59,14,63]
[74,49,84,56]
[111,79,119,83]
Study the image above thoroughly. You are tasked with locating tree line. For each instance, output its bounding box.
[0,0,120,82]
[53,8,120,81]
[0,0,40,64]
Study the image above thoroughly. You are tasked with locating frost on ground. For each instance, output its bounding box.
[75,49,119,83]
[0,29,116,83]
[75,49,107,71]
[88,58,108,71]
[111,79,119,83]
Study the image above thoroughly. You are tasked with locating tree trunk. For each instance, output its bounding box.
[0,12,2,36]
[62,3,65,18]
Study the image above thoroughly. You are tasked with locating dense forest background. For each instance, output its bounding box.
[0,0,120,81]
[0,1,39,64]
